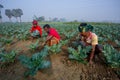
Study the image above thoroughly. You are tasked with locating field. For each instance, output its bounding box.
[0,22,120,80]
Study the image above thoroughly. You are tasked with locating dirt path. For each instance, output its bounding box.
[5,40,32,52]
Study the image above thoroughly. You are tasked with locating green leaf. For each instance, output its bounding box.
[19,47,51,76]
[68,46,90,64]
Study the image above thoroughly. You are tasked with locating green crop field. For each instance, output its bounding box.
[0,22,120,80]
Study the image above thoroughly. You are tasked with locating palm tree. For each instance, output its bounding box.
[0,4,4,22]
[5,9,12,22]
[16,9,23,22]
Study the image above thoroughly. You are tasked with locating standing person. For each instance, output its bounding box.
[73,23,102,64]
[43,24,60,46]
[30,20,42,39]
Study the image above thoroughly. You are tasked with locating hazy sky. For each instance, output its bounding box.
[0,0,120,22]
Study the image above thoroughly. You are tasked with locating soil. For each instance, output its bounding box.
[0,38,120,80]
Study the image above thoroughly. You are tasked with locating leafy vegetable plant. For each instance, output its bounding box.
[47,44,62,54]
[60,40,68,46]
[0,37,13,45]
[103,44,120,68]
[19,46,51,76]
[29,40,39,51]
[0,50,17,63]
[68,46,92,64]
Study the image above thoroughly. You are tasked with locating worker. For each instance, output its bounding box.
[30,20,42,39]
[74,23,102,64]
[43,24,60,46]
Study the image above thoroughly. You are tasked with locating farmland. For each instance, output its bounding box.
[0,22,120,80]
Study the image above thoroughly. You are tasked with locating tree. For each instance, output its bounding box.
[12,9,19,22]
[16,9,23,22]
[37,16,45,22]
[0,4,4,22]
[73,20,78,22]
[60,18,66,22]
[0,4,3,8]
[52,17,58,22]
[0,11,2,22]
[5,9,12,22]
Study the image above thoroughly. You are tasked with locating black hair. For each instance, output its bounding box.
[43,24,50,29]
[80,23,87,26]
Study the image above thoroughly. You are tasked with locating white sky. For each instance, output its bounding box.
[0,0,120,22]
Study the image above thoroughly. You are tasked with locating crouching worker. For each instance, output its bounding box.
[43,24,60,46]
[30,20,42,39]
[73,23,102,64]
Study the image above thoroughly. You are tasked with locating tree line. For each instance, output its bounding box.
[5,9,23,22]
[33,15,66,22]
[0,4,66,22]
[0,4,23,22]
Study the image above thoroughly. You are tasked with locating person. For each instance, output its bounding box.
[30,20,42,39]
[73,23,102,64]
[43,24,60,46]
[78,23,94,41]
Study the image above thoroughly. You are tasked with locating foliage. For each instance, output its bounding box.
[9,8,23,22]
[0,14,2,19]
[0,50,17,63]
[19,46,51,76]
[60,40,68,46]
[1,37,13,45]
[47,44,62,54]
[115,40,120,47]
[64,31,77,39]
[98,37,108,44]
[103,44,120,68]
[0,4,4,8]
[5,9,12,21]
[68,46,92,64]
[29,40,39,51]
[0,22,120,70]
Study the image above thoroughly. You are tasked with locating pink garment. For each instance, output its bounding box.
[48,28,60,40]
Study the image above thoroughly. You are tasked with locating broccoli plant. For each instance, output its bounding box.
[60,40,68,46]
[64,32,76,39]
[98,37,108,44]
[103,44,120,68]
[19,46,51,76]
[29,40,39,51]
[68,46,92,64]
[0,50,17,63]
[1,37,13,45]
[20,31,30,41]
[48,44,62,54]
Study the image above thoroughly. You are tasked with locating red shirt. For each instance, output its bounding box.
[48,28,60,40]
[30,25,42,36]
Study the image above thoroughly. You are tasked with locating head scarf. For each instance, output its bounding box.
[32,20,38,25]
[78,23,94,32]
